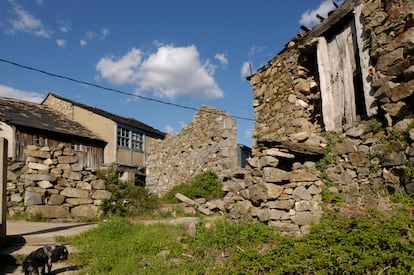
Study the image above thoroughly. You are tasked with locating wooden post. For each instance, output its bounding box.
[354,4,378,117]
[0,138,7,241]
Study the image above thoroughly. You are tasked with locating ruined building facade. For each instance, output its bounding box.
[227,0,414,233]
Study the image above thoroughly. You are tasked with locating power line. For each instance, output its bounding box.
[0,58,255,122]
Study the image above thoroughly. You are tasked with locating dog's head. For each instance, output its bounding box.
[52,244,69,261]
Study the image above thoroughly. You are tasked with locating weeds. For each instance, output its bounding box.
[162,171,225,202]
[66,206,414,274]
[97,168,159,217]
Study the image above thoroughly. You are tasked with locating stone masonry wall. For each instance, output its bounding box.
[146,106,238,197]
[209,0,414,234]
[7,144,112,218]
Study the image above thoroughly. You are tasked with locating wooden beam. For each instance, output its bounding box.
[299,0,360,47]
[300,25,312,32]
[316,13,325,21]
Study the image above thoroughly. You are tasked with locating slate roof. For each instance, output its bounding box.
[44,93,166,138]
[0,96,103,141]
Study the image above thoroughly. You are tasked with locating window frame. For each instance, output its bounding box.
[116,125,144,152]
[34,135,48,146]
[117,126,130,148]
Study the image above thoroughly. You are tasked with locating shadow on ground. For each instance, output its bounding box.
[0,235,25,274]
[1,222,97,274]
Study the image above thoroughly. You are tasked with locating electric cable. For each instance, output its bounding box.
[0,58,254,122]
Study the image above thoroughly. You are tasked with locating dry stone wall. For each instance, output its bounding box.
[215,0,414,234]
[146,106,238,197]
[7,144,112,218]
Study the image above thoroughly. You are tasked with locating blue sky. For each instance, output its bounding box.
[0,0,342,146]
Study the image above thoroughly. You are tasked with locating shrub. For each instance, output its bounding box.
[97,168,159,217]
[163,171,225,202]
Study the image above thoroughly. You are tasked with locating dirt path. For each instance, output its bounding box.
[0,220,99,275]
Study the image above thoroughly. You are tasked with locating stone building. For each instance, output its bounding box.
[219,0,414,234]
[146,106,240,197]
[3,94,165,217]
[0,96,105,167]
[43,93,166,181]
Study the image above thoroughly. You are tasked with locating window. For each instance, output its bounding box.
[35,135,47,146]
[131,132,143,151]
[117,127,129,148]
[71,143,83,151]
[117,126,144,151]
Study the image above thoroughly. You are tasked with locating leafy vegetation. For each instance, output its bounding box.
[97,168,159,217]
[321,187,344,206]
[162,171,225,202]
[66,199,414,274]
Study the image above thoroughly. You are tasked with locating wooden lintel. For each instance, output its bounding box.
[298,0,360,47]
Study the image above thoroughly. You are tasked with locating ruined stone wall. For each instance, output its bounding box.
[146,106,238,197]
[218,0,414,234]
[250,46,324,147]
[364,0,414,124]
[7,144,112,218]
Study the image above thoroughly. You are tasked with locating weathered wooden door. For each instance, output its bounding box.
[316,8,376,132]
[317,21,357,132]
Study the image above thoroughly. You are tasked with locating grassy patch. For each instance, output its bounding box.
[66,204,414,274]
[162,171,225,202]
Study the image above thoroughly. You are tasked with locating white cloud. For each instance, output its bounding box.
[244,128,253,139]
[164,125,174,134]
[59,24,70,33]
[300,0,343,27]
[36,0,44,6]
[7,0,50,38]
[0,85,45,103]
[59,26,69,33]
[56,39,66,47]
[96,48,142,85]
[214,53,228,66]
[85,30,97,40]
[240,62,252,78]
[179,121,187,129]
[85,27,109,39]
[138,45,223,99]
[96,45,224,100]
[248,45,266,57]
[80,39,87,47]
[101,27,109,39]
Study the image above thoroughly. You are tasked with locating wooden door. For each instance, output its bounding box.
[317,22,357,132]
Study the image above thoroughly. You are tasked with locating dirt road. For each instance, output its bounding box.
[0,220,99,275]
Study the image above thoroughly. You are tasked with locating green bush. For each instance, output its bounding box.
[162,171,225,202]
[97,168,159,217]
[102,183,159,217]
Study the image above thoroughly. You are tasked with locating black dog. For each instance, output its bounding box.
[21,244,69,275]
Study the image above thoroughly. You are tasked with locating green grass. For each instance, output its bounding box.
[66,204,414,275]
[162,171,225,203]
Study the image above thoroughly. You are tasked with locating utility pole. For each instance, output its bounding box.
[0,138,7,241]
